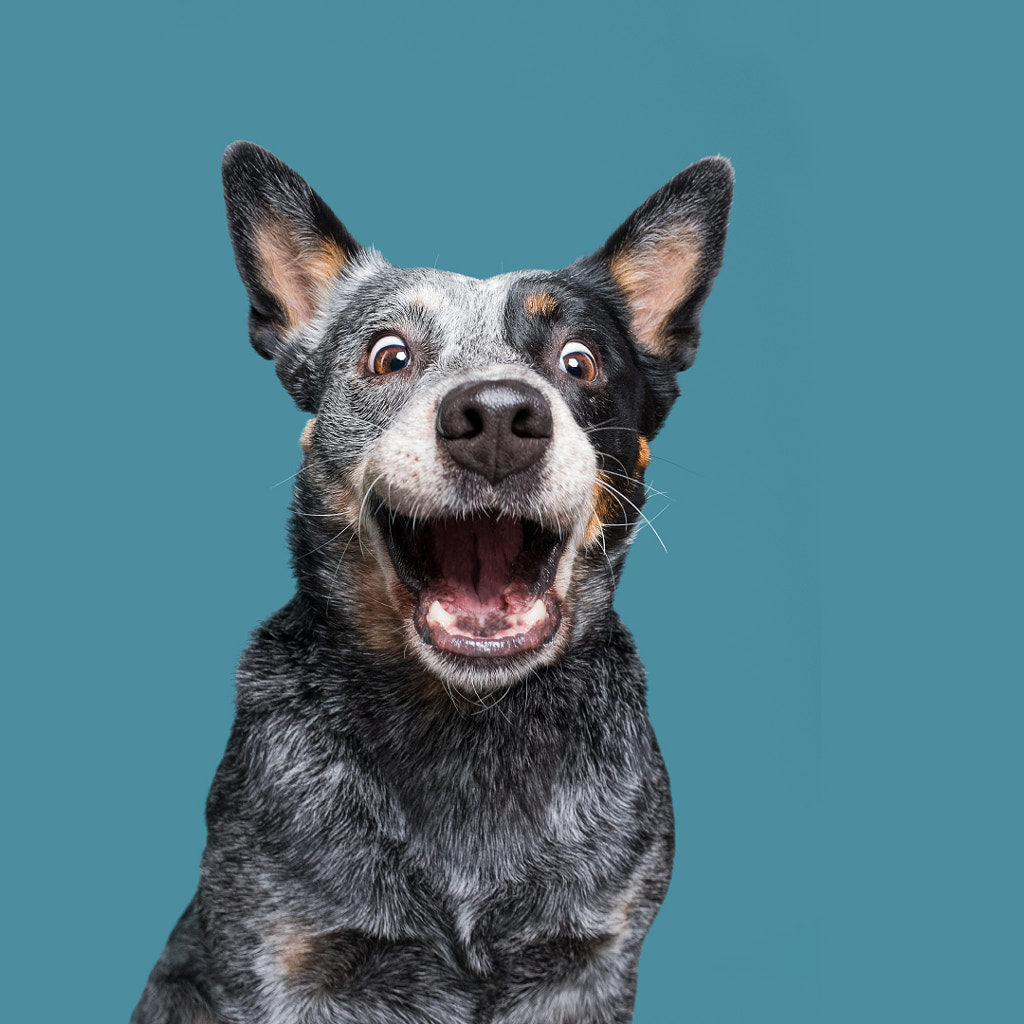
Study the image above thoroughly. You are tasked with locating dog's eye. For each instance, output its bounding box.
[368,336,412,375]
[558,342,598,382]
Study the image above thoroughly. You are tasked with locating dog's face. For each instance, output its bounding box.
[223,143,731,695]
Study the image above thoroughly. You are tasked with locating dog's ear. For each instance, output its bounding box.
[222,142,363,403]
[590,157,733,373]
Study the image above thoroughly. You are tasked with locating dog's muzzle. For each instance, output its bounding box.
[371,378,572,661]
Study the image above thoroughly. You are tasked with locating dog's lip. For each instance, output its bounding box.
[415,593,561,659]
[374,507,566,657]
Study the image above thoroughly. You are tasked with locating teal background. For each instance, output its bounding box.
[3,1,1020,1020]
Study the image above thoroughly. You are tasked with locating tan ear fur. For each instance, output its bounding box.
[609,230,703,357]
[594,156,732,372]
[253,218,347,330]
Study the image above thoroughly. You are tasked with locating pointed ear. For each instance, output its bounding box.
[222,142,363,392]
[595,157,733,372]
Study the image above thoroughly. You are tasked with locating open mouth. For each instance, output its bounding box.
[376,509,566,658]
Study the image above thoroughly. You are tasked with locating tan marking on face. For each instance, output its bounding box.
[525,291,559,317]
[583,514,602,546]
[636,435,651,473]
[348,558,417,656]
[609,233,700,354]
[300,418,316,452]
[583,472,624,546]
[253,217,346,328]
[343,551,471,704]
[312,475,413,658]
[323,474,362,525]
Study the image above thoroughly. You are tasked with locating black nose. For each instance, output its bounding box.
[436,379,553,483]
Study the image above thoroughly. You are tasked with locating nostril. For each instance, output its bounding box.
[511,406,550,438]
[438,401,485,441]
[462,408,484,439]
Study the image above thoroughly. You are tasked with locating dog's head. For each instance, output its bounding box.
[223,143,731,695]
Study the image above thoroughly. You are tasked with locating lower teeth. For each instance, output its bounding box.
[425,597,548,634]
[426,600,456,628]
[518,598,548,628]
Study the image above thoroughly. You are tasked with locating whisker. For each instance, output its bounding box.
[583,427,702,477]
[595,478,668,552]
[651,453,702,476]
[356,473,389,556]
[324,528,363,614]
[585,425,640,435]
[297,526,352,560]
[597,451,632,478]
[469,678,516,720]
[645,504,671,525]
[270,463,309,489]
[598,466,673,501]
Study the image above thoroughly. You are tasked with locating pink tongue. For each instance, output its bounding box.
[430,516,523,612]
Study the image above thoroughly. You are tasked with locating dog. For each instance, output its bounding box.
[132,141,732,1024]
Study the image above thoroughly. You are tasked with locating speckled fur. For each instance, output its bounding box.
[132,143,732,1024]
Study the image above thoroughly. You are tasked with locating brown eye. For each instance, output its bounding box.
[558,341,598,382]
[368,335,412,374]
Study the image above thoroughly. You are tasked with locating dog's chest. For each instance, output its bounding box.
[260,745,648,957]
[240,765,657,1022]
